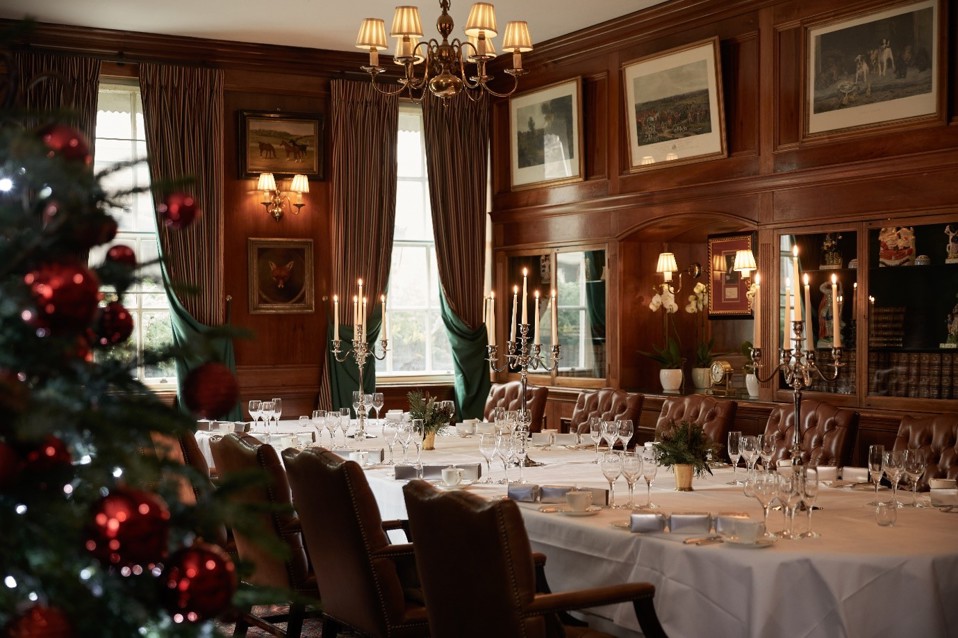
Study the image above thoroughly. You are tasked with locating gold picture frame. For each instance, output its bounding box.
[509,78,584,190]
[248,238,314,314]
[239,111,324,178]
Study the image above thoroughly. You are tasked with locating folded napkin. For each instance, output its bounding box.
[713,512,750,535]
[669,512,712,534]
[394,463,481,481]
[630,512,667,533]
[538,485,573,503]
[555,433,579,446]
[507,483,540,502]
[842,467,870,483]
[816,466,838,482]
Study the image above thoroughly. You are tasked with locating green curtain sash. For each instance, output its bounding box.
[439,292,490,420]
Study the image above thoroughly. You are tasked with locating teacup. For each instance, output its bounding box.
[441,466,464,487]
[566,490,592,512]
[732,519,764,543]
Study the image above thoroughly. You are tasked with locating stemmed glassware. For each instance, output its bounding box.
[351,391,362,420]
[903,448,926,508]
[260,400,275,435]
[338,407,351,441]
[867,444,886,506]
[800,467,820,538]
[620,452,643,510]
[396,419,413,464]
[749,471,778,537]
[759,435,776,471]
[588,417,602,463]
[617,419,634,451]
[271,397,283,433]
[478,432,498,483]
[740,435,760,481]
[512,426,529,484]
[372,392,385,429]
[883,450,905,508]
[495,432,513,484]
[599,452,622,509]
[601,420,618,452]
[639,446,658,510]
[382,419,398,464]
[777,472,804,539]
[727,431,742,485]
[311,410,326,446]
[365,393,375,425]
[326,411,339,447]
[248,400,262,430]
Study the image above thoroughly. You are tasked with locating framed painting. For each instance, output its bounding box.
[239,111,324,178]
[622,37,726,171]
[248,238,314,314]
[509,78,583,190]
[805,0,940,137]
[707,232,755,318]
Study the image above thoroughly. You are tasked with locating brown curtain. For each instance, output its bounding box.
[319,80,399,410]
[421,91,490,418]
[11,51,101,145]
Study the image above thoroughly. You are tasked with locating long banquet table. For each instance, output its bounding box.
[200,421,958,638]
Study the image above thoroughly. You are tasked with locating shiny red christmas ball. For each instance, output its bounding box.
[85,487,170,569]
[157,192,200,229]
[94,302,134,346]
[182,362,239,419]
[22,435,72,474]
[37,123,92,166]
[24,263,101,335]
[161,542,237,623]
[105,245,137,269]
[3,604,73,637]
[0,441,20,487]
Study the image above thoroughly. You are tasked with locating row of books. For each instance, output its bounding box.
[867,350,958,399]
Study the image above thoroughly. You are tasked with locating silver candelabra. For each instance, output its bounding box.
[487,323,560,427]
[750,319,843,469]
[331,335,388,441]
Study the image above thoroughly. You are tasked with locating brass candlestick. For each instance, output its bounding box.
[487,323,560,428]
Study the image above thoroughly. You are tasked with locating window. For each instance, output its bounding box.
[88,81,175,385]
[380,104,453,377]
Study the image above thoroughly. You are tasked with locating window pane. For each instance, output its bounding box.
[394,182,426,240]
[388,310,427,371]
[390,246,429,307]
[142,311,175,380]
[429,311,453,372]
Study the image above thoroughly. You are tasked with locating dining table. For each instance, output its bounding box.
[199,418,958,638]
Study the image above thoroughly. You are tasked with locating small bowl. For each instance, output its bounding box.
[928,478,956,490]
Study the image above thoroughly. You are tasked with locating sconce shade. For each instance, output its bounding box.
[656,252,678,274]
[257,172,277,192]
[465,3,498,37]
[356,18,388,50]
[390,6,424,37]
[733,249,757,274]
[502,20,533,52]
[290,174,309,194]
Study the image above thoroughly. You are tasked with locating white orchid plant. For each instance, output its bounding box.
[643,284,683,369]
[684,282,714,367]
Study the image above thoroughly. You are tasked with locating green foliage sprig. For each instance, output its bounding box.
[406,390,454,435]
[653,419,718,477]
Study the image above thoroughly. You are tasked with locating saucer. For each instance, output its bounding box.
[723,536,775,549]
[560,506,602,517]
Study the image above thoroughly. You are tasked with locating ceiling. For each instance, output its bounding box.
[0,1,668,53]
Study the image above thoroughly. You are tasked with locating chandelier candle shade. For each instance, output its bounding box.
[356,1,532,101]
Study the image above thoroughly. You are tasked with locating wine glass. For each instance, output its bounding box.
[325,411,339,448]
[800,467,820,538]
[727,431,742,485]
[777,472,803,539]
[601,420,618,452]
[248,400,262,431]
[271,397,283,433]
[740,435,760,481]
[372,392,385,429]
[588,417,602,463]
[382,419,398,464]
[492,406,506,431]
[338,407,351,442]
[396,419,412,464]
[311,409,326,446]
[512,427,529,484]
[600,452,622,509]
[750,470,778,537]
[620,452,643,510]
[495,431,513,484]
[617,419,634,451]
[351,391,362,420]
[903,448,926,508]
[883,450,905,508]
[639,446,659,510]
[867,444,886,506]
[759,435,776,471]
[478,432,498,483]
[504,410,518,434]
[260,400,275,435]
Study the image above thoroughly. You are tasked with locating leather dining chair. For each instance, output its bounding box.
[654,395,736,449]
[281,447,430,638]
[762,399,859,468]
[402,479,667,638]
[568,388,644,446]
[891,412,958,490]
[483,380,549,432]
[210,433,318,638]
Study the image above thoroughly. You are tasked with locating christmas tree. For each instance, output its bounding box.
[0,103,258,633]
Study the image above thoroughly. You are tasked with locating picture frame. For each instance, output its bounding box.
[239,111,324,179]
[622,37,726,171]
[248,238,314,314]
[805,0,940,137]
[707,232,755,318]
[509,78,583,190]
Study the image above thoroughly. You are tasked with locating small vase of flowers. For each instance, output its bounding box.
[407,390,455,450]
[654,419,718,491]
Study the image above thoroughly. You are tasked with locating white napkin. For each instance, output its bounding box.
[816,466,838,482]
[930,489,958,507]
[842,467,870,483]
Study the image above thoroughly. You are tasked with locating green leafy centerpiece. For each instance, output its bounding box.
[654,419,718,491]
[407,390,454,450]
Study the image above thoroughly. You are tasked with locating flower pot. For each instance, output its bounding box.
[745,372,760,398]
[659,369,683,393]
[423,431,437,451]
[674,464,694,491]
[691,367,711,390]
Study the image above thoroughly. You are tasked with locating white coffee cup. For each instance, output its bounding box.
[733,519,763,543]
[441,466,464,487]
[566,490,592,512]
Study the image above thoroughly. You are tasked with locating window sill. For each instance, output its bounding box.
[375,374,455,386]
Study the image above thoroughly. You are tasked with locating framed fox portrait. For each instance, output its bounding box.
[248,238,314,314]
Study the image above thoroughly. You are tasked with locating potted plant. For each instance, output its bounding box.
[741,340,760,398]
[686,282,713,389]
[653,419,718,491]
[642,287,685,392]
[407,390,454,450]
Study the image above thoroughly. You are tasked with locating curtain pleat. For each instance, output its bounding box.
[319,80,399,411]
[422,91,490,418]
[139,64,237,418]
[11,51,101,150]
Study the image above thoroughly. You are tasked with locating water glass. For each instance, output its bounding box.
[338,407,351,441]
[600,452,623,508]
[800,467,820,538]
[478,432,498,483]
[867,444,885,506]
[617,419,634,450]
[639,446,659,510]
[882,450,905,509]
[620,452,643,510]
[248,400,262,429]
[875,502,897,527]
[727,431,742,485]
[382,421,398,464]
[588,417,602,463]
[271,397,283,432]
[903,448,926,508]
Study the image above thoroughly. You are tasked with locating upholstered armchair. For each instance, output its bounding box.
[483,380,549,432]
[762,399,859,468]
[281,447,430,638]
[654,395,737,448]
[568,389,644,443]
[210,434,317,638]
[402,479,667,638]
[892,413,958,490]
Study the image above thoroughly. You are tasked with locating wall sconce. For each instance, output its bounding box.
[257,172,309,221]
[732,248,757,281]
[656,250,701,294]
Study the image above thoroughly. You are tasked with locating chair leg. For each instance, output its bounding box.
[233,607,251,637]
[632,597,668,638]
[286,602,305,638]
[322,617,341,638]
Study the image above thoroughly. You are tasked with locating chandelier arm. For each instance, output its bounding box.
[368,74,410,98]
[477,75,521,99]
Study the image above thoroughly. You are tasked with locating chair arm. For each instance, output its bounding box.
[371,543,416,561]
[526,584,665,638]
[382,518,412,539]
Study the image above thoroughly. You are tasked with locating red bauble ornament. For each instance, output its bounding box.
[94,302,134,346]
[85,487,170,569]
[24,263,101,335]
[161,542,237,623]
[182,362,239,419]
[37,123,92,166]
[22,435,71,474]
[69,215,118,250]
[105,245,137,269]
[0,441,20,487]
[3,604,73,638]
[157,192,200,229]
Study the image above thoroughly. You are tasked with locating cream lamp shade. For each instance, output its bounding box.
[656,252,678,282]
[257,172,277,192]
[465,3,498,38]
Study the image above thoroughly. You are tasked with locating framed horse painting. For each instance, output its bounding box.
[239,111,324,179]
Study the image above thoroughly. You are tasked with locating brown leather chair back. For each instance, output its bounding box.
[483,381,549,432]
[654,395,736,447]
[892,413,958,490]
[209,433,310,591]
[763,400,859,467]
[282,447,428,638]
[570,389,644,437]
